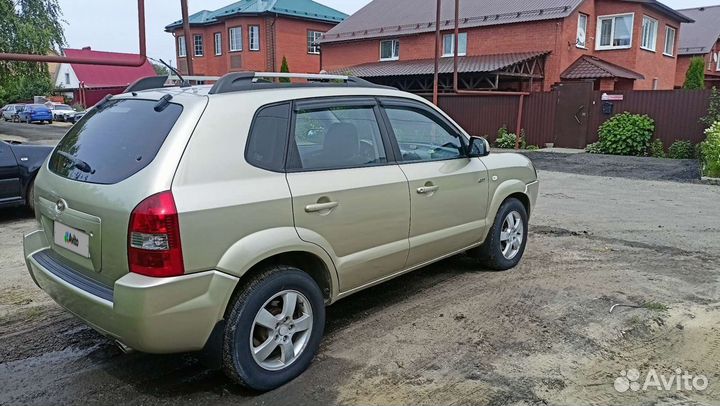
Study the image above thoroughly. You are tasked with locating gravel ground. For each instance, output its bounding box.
[522,151,702,183]
[0,120,69,145]
[0,168,718,406]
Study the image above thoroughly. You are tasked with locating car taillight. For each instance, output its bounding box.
[128,191,184,277]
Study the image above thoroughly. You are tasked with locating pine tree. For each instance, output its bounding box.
[279,56,290,83]
[684,57,706,90]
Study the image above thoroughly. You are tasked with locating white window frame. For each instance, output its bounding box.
[380,39,400,61]
[307,30,323,54]
[64,72,70,85]
[249,25,260,51]
[577,13,588,48]
[193,34,204,57]
[229,27,243,52]
[663,26,676,57]
[596,13,635,51]
[178,35,186,57]
[442,32,467,57]
[214,32,222,56]
[640,16,658,52]
[716,52,720,71]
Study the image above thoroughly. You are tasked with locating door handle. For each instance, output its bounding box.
[305,201,339,213]
[417,185,440,194]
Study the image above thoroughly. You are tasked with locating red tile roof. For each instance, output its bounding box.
[561,56,644,80]
[64,48,156,88]
[331,52,550,77]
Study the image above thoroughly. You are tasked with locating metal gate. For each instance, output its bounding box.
[553,81,593,148]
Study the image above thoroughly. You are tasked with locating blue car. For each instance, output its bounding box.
[18,104,53,124]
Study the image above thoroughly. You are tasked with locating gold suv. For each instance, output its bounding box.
[23,72,539,390]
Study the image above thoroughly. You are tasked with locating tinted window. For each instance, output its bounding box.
[49,99,183,184]
[384,107,464,162]
[290,105,387,170]
[245,103,290,172]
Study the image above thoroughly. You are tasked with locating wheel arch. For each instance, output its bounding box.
[216,228,339,306]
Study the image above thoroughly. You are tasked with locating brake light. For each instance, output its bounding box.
[128,191,184,277]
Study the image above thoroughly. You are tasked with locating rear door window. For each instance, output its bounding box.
[48,99,183,184]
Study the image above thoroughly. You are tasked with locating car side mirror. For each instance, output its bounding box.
[467,136,490,158]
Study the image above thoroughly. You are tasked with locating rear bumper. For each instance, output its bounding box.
[23,230,239,354]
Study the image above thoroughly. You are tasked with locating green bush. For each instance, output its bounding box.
[596,112,655,156]
[525,145,539,151]
[495,126,525,149]
[585,142,603,154]
[668,140,695,159]
[649,139,666,158]
[700,87,720,128]
[700,122,720,177]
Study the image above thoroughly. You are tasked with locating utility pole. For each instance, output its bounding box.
[181,0,194,76]
[432,0,441,106]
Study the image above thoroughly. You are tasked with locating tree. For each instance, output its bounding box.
[701,87,720,128]
[152,62,170,76]
[684,57,706,90]
[0,0,65,105]
[279,56,290,83]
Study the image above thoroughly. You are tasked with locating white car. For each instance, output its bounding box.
[49,104,75,121]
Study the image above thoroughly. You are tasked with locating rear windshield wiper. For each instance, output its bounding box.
[57,151,95,174]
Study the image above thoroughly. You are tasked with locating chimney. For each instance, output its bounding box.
[82,46,91,51]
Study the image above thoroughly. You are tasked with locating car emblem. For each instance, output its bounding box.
[55,199,67,214]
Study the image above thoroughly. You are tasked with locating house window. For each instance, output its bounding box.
[640,16,658,51]
[249,25,260,51]
[229,27,243,52]
[577,14,588,48]
[596,14,634,50]
[442,33,467,57]
[380,39,400,61]
[717,52,720,71]
[214,32,222,56]
[663,27,676,56]
[307,30,323,54]
[178,36,186,57]
[194,34,204,57]
[652,78,659,90]
[64,72,70,85]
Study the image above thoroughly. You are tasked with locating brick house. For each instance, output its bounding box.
[320,0,692,92]
[165,0,347,76]
[674,5,720,89]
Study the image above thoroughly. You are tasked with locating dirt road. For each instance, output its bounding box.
[1,170,718,406]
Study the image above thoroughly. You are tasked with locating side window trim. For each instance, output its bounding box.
[244,101,292,173]
[286,97,397,173]
[377,97,470,163]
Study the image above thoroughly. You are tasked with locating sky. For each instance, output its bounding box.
[57,0,719,67]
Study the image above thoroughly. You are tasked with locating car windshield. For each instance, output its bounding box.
[48,98,183,184]
[54,105,72,110]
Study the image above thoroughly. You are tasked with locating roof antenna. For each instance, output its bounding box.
[156,58,191,88]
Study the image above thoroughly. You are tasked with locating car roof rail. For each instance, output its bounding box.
[125,75,169,93]
[208,72,388,95]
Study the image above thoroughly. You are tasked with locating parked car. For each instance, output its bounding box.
[0,139,53,209]
[18,104,53,124]
[2,104,25,122]
[23,73,539,391]
[49,104,75,121]
[66,110,85,124]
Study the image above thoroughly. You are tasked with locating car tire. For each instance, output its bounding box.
[470,197,528,271]
[223,265,325,391]
[48,120,53,124]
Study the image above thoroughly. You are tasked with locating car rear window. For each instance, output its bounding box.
[48,98,183,184]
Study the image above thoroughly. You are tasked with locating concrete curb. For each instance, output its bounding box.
[700,176,720,186]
